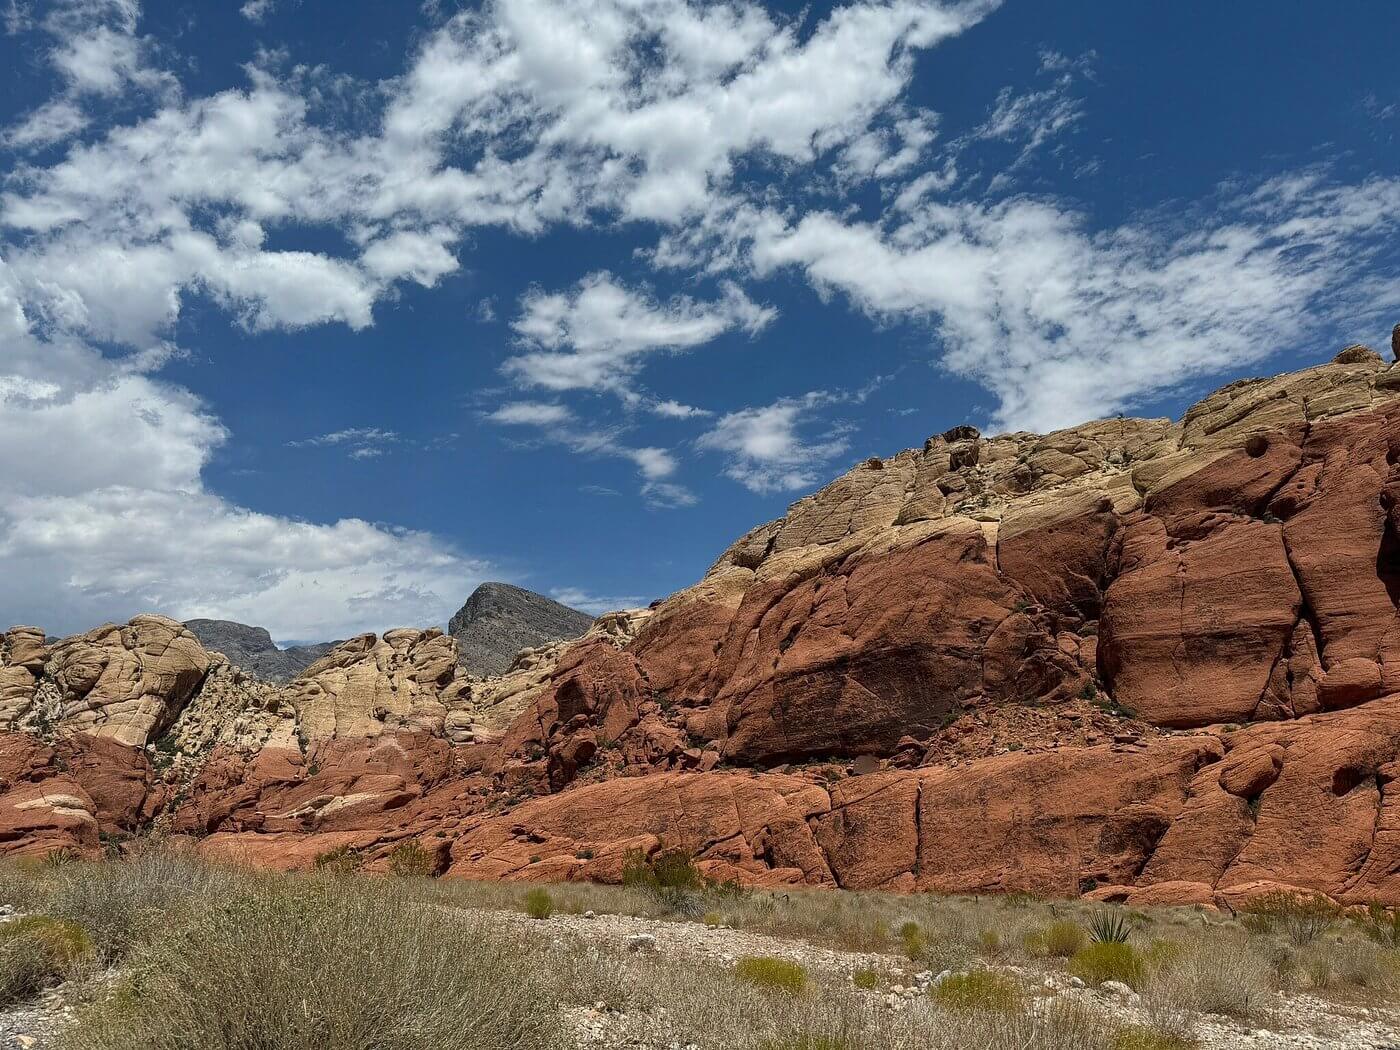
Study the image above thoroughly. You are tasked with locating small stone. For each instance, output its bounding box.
[1101,980,1133,997]
[1068,976,1085,988]
[627,933,656,952]
[583,910,596,919]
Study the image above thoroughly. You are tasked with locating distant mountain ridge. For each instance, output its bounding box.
[448,583,594,677]
[182,619,339,683]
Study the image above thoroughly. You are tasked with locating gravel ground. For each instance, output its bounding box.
[484,906,1400,1050]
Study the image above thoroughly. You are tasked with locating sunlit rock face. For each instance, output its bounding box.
[4,352,1400,907]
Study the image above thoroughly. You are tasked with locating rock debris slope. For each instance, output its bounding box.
[2,347,1399,907]
[448,583,596,677]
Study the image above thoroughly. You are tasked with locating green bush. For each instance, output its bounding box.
[523,888,553,920]
[1240,890,1339,946]
[930,969,1022,1013]
[0,915,93,1005]
[1069,942,1143,989]
[898,920,925,960]
[54,880,557,1050]
[1110,1024,1196,1050]
[19,850,246,963]
[1039,919,1087,958]
[851,968,880,990]
[734,956,808,995]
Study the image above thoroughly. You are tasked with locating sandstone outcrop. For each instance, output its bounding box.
[2,350,1399,907]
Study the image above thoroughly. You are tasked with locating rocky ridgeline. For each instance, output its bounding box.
[1,346,1398,906]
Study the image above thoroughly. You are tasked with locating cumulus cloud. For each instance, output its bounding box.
[697,392,852,493]
[504,273,774,398]
[0,304,486,639]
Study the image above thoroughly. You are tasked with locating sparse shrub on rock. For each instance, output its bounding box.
[312,845,364,877]
[387,840,437,879]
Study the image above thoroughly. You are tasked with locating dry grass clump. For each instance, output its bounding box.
[1142,935,1273,1021]
[735,956,809,995]
[1069,942,1143,989]
[930,969,1023,1012]
[0,915,94,1005]
[54,878,559,1050]
[1290,939,1400,997]
[8,848,247,963]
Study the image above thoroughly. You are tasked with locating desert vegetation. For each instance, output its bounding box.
[0,848,1398,1048]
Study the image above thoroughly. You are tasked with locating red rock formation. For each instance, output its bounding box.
[3,352,1400,907]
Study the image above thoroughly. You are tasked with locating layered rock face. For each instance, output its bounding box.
[3,350,1399,907]
[448,583,595,677]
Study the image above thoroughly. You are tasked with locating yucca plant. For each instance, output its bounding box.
[1087,909,1134,944]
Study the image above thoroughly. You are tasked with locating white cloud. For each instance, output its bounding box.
[485,401,695,506]
[549,587,645,615]
[240,0,276,23]
[746,171,1400,430]
[0,263,487,640]
[487,401,574,426]
[5,99,90,149]
[697,392,851,493]
[504,272,774,398]
[288,427,401,460]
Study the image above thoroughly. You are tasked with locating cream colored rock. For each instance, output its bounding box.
[290,628,469,743]
[40,615,211,746]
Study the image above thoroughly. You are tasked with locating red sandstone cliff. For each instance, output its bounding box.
[3,347,1398,907]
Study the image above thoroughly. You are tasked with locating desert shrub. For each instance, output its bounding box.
[899,920,926,960]
[1109,1024,1196,1050]
[976,928,1003,956]
[523,888,553,920]
[54,879,558,1050]
[1240,891,1339,946]
[312,845,364,876]
[1087,909,1135,944]
[1352,903,1400,949]
[1069,942,1143,989]
[851,969,880,990]
[621,847,711,916]
[387,840,437,879]
[1143,936,1272,1020]
[0,916,94,1005]
[1027,920,1087,959]
[735,957,808,996]
[28,850,245,962]
[930,970,1023,1013]
[1296,940,1400,994]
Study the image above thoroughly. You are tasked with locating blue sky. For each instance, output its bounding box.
[1,0,1396,643]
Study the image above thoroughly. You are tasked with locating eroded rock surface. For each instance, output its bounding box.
[3,352,1400,906]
